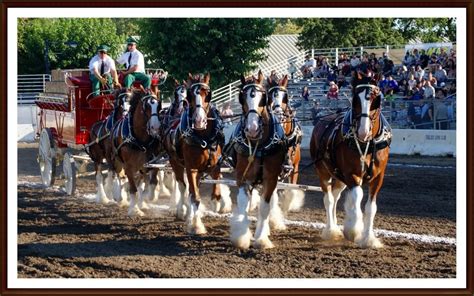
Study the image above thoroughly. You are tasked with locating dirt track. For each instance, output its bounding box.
[17,143,456,278]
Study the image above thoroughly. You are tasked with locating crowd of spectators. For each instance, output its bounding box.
[293,46,456,130]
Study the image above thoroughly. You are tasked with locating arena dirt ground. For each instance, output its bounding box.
[16,143,457,279]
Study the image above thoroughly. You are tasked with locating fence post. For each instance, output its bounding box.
[360,46,363,57]
[311,48,314,59]
[335,48,339,67]
[386,45,390,55]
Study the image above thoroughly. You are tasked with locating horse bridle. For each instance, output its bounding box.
[353,84,381,140]
[141,94,161,137]
[267,85,291,118]
[241,83,266,140]
[174,85,188,108]
[189,82,211,130]
[117,92,132,115]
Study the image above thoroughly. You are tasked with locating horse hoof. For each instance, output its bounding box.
[343,228,362,243]
[188,225,207,235]
[321,227,344,241]
[128,208,145,217]
[253,237,275,249]
[358,236,384,249]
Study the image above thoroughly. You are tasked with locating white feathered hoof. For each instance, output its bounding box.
[321,226,344,241]
[128,206,145,217]
[253,237,275,249]
[358,235,384,249]
[95,190,109,205]
[186,220,207,235]
[230,214,252,250]
[248,189,260,212]
[210,198,221,213]
[218,185,233,214]
[176,204,187,221]
[343,223,363,243]
[281,189,305,213]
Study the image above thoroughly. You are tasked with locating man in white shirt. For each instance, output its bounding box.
[117,36,151,92]
[88,45,120,97]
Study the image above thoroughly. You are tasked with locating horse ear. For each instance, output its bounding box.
[174,79,180,87]
[204,72,211,84]
[257,70,264,84]
[188,73,193,82]
[281,75,288,87]
[267,76,273,85]
[240,74,246,85]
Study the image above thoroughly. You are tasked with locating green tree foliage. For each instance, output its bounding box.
[273,19,302,35]
[295,18,405,50]
[138,18,274,88]
[113,19,139,38]
[394,18,456,43]
[295,18,455,51]
[18,18,122,74]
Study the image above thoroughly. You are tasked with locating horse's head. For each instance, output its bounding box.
[174,79,189,116]
[239,70,267,141]
[187,73,212,130]
[114,88,133,117]
[351,72,382,142]
[130,90,162,138]
[266,73,289,119]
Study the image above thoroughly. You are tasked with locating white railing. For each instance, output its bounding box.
[18,74,51,105]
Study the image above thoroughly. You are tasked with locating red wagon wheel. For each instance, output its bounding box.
[38,128,57,187]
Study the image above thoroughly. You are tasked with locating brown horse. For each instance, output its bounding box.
[108,90,162,217]
[266,74,305,214]
[229,70,287,249]
[86,88,131,204]
[163,73,231,234]
[309,72,391,248]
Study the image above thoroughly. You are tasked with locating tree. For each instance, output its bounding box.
[273,19,302,35]
[18,18,123,74]
[295,18,455,51]
[138,18,274,89]
[295,18,405,50]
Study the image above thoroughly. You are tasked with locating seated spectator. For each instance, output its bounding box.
[382,59,394,76]
[414,65,425,81]
[398,79,409,97]
[337,71,348,89]
[428,54,439,72]
[316,57,330,78]
[427,71,437,87]
[407,74,417,95]
[397,65,409,82]
[419,49,430,68]
[411,86,423,101]
[350,54,361,72]
[378,75,388,91]
[221,102,234,126]
[385,75,399,95]
[301,86,310,101]
[326,69,337,87]
[434,64,448,84]
[420,100,433,129]
[300,55,316,79]
[403,51,411,66]
[445,58,456,78]
[327,81,339,100]
[434,89,449,130]
[438,47,449,65]
[288,62,297,79]
[423,80,436,100]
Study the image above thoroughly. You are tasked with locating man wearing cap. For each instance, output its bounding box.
[89,45,120,97]
[117,36,151,93]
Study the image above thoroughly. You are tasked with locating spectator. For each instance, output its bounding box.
[385,75,399,95]
[399,79,409,97]
[403,51,411,66]
[88,45,120,97]
[326,68,337,88]
[350,54,361,72]
[419,49,430,68]
[327,81,339,100]
[301,86,310,101]
[117,36,151,93]
[316,57,330,78]
[434,64,448,84]
[382,59,394,76]
[420,99,433,129]
[397,65,409,82]
[423,80,435,100]
[378,75,389,92]
[288,62,297,79]
[407,74,417,95]
[434,89,449,130]
[411,85,423,101]
[445,59,456,79]
[300,55,316,79]
[221,102,234,126]
[407,100,422,128]
[336,70,348,89]
[414,65,425,81]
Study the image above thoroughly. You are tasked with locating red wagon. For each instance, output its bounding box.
[36,69,165,195]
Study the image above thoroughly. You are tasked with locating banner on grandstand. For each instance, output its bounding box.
[405,42,453,56]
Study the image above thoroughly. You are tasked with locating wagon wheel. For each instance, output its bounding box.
[62,152,77,196]
[38,128,56,187]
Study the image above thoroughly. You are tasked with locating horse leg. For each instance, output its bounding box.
[210,172,232,214]
[332,179,346,227]
[359,174,385,248]
[170,163,188,220]
[186,169,206,235]
[254,178,278,249]
[230,183,253,250]
[104,169,114,201]
[137,173,150,210]
[158,170,172,197]
[147,169,159,203]
[126,170,145,217]
[320,176,342,241]
[343,185,364,243]
[95,163,109,204]
[269,188,286,231]
[281,149,305,213]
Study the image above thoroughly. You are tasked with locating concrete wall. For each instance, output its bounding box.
[18,106,456,157]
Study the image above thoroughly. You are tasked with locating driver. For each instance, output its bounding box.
[88,45,120,97]
[117,36,152,94]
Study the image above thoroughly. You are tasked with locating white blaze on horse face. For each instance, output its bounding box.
[148,98,161,136]
[193,88,207,130]
[245,88,262,139]
[273,90,285,115]
[123,101,131,115]
[357,89,371,141]
[177,87,187,115]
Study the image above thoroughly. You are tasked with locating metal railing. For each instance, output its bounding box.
[18,74,51,105]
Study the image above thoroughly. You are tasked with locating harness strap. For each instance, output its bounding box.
[241,138,259,184]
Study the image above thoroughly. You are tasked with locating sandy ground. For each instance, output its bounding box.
[16,143,456,278]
